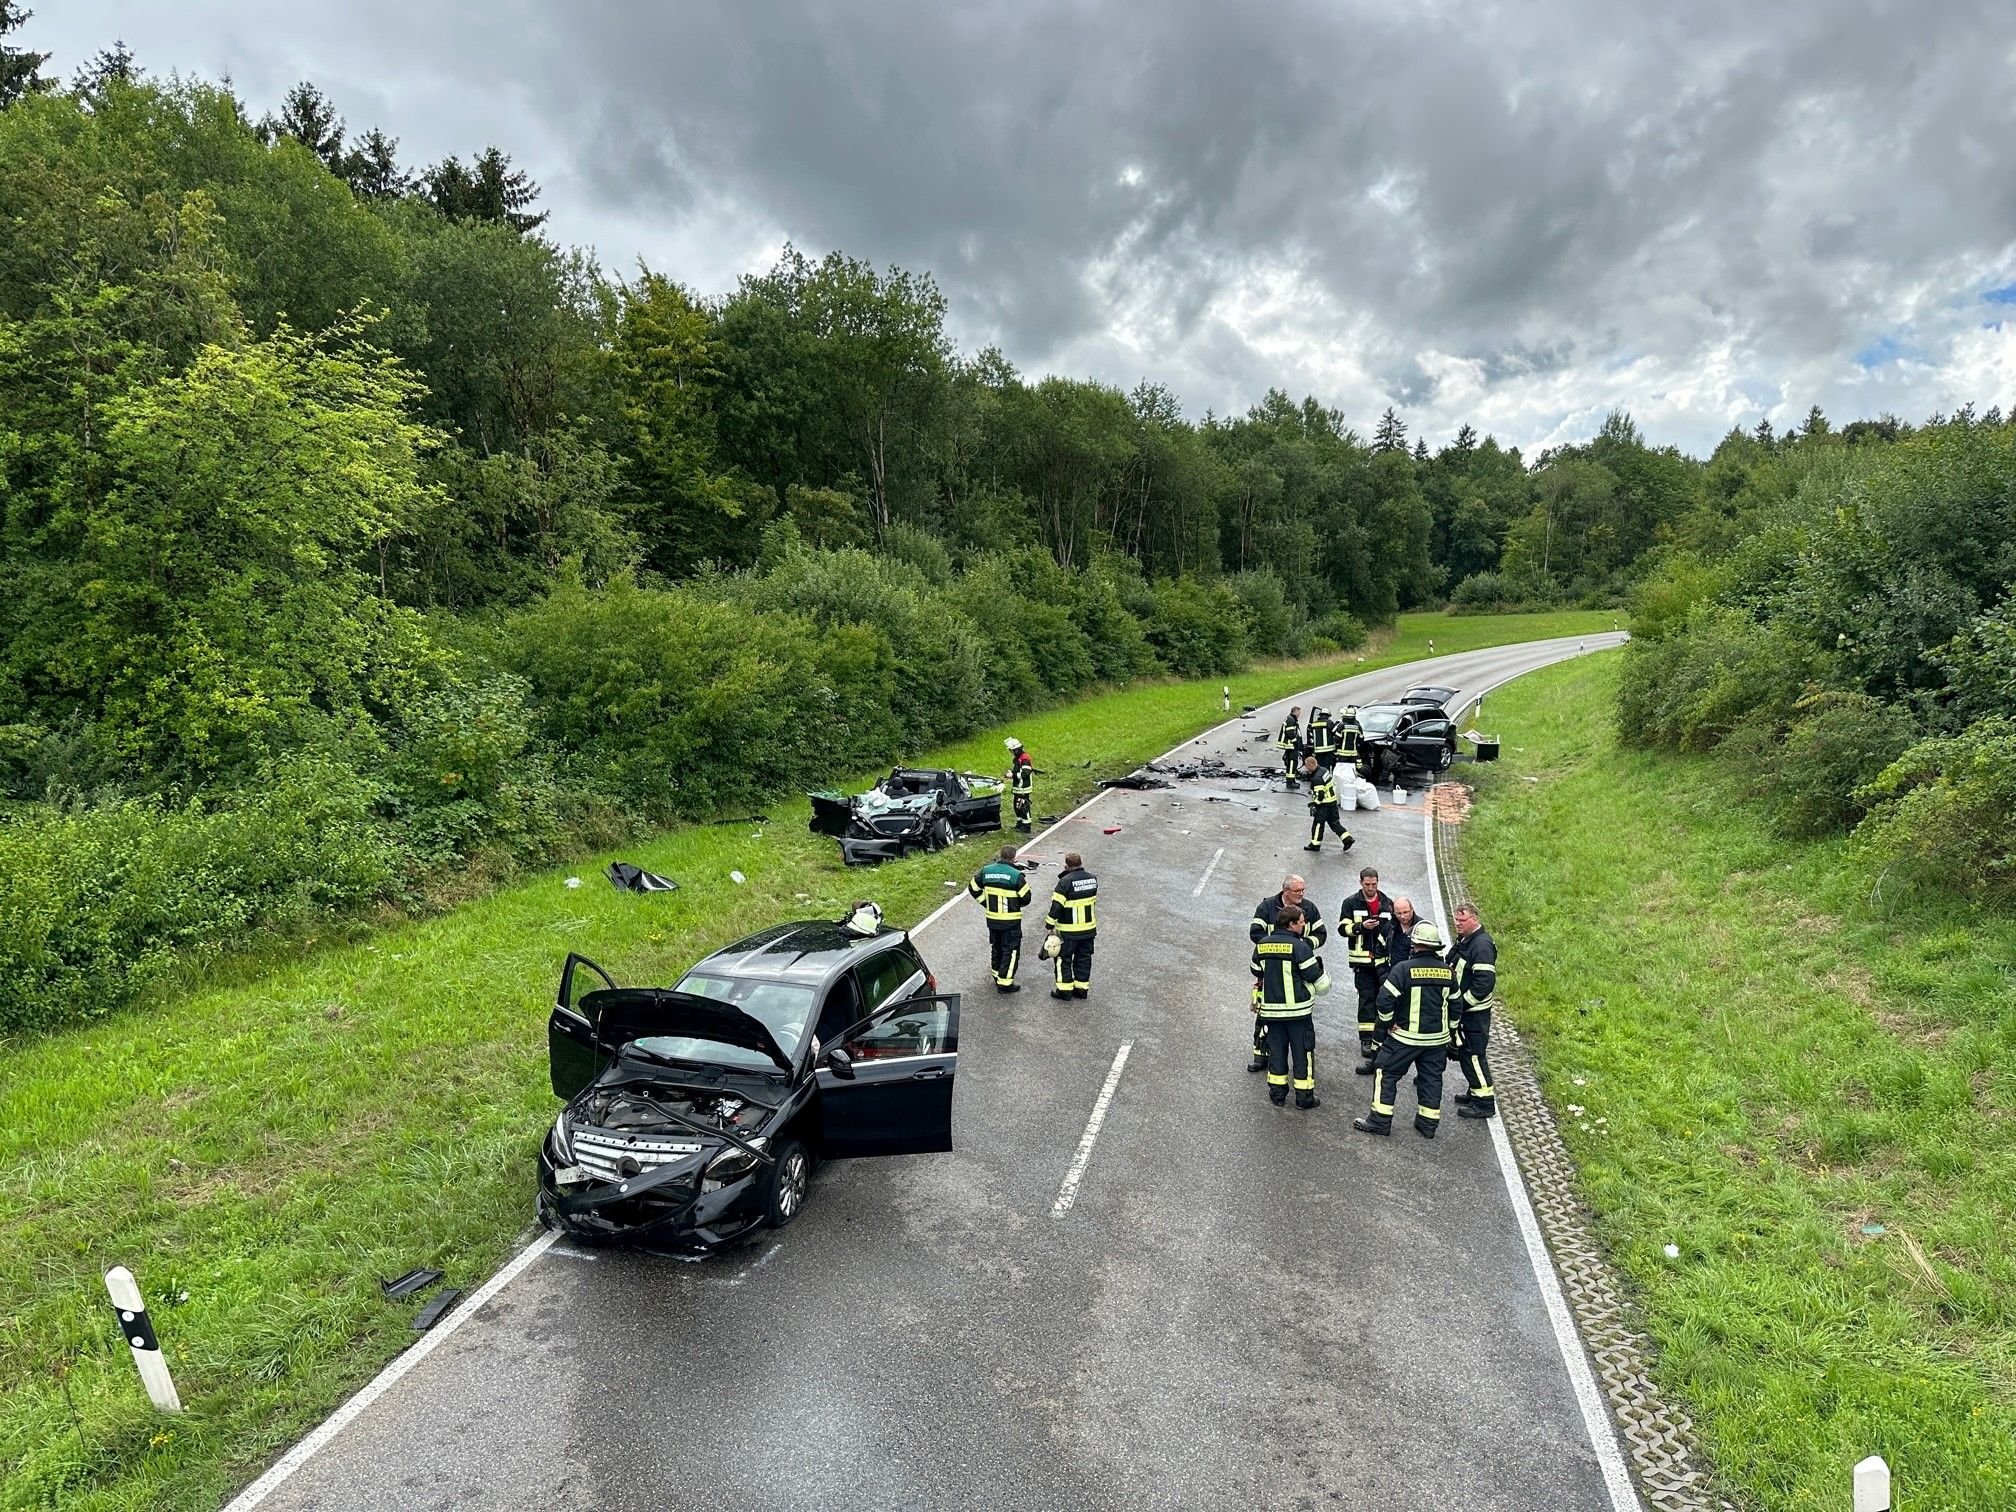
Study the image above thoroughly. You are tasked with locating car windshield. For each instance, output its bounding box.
[643,974,816,1071]
[1356,706,1402,735]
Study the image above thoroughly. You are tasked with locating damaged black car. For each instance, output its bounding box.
[539,920,960,1248]
[1353,700,1458,782]
[808,767,1003,865]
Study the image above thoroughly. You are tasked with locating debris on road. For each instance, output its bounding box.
[729,870,746,885]
[1102,825,1122,835]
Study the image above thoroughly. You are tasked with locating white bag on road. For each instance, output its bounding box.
[1355,778,1380,811]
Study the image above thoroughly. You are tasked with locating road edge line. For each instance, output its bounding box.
[220,1229,560,1512]
[1420,787,1642,1512]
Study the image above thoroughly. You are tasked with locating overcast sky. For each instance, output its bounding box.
[23,0,2016,455]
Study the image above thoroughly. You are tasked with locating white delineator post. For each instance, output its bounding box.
[105,1266,182,1413]
[1852,1456,1891,1511]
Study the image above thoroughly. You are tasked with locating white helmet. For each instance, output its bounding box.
[1005,737,1024,752]
[841,900,885,937]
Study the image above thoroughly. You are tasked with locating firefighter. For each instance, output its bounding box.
[1246,875,1325,1072]
[1046,850,1099,1000]
[1276,706,1304,784]
[1354,921,1455,1138]
[1307,705,1339,770]
[1336,705,1363,774]
[1340,867,1396,1066]
[1250,903,1330,1108]
[1005,738,1035,833]
[967,843,1033,994]
[1449,901,1500,1119]
[1302,756,1354,853]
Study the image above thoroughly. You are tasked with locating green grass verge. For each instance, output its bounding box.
[1463,651,2016,1512]
[0,608,1611,1510]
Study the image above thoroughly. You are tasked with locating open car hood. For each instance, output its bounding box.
[581,987,793,1074]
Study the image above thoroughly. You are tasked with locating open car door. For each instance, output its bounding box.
[548,953,617,1099]
[1403,715,1455,770]
[816,993,961,1157]
[947,775,1003,833]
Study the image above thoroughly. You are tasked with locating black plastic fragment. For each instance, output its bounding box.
[380,1268,442,1300]
[607,861,679,893]
[412,1287,463,1331]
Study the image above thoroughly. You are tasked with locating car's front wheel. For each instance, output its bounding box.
[760,1140,810,1229]
[1434,742,1454,772]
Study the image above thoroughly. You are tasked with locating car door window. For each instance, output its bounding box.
[844,998,955,1063]
[816,973,866,1049]
[856,946,923,1013]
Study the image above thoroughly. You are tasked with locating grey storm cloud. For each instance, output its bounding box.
[25,0,2016,449]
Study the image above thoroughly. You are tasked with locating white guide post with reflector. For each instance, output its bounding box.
[1852,1456,1891,1512]
[105,1266,182,1414]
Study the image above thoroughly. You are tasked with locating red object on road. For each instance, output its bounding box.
[1103,825,1122,834]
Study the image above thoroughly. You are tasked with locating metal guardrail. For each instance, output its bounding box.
[1432,792,1744,1512]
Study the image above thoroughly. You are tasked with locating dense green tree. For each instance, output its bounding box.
[0,0,48,107]
[424,146,545,232]
[267,79,344,170]
[1373,406,1408,453]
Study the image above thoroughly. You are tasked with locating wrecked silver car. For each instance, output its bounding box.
[539,920,961,1248]
[808,767,1004,865]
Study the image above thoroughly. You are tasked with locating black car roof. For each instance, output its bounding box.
[687,921,910,987]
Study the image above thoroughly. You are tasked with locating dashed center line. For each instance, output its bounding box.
[1051,1042,1134,1218]
[1191,846,1226,896]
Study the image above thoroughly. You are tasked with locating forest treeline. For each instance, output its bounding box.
[0,31,1982,1028]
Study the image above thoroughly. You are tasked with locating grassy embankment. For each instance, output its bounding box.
[0,608,1610,1510]
[1464,651,2016,1512]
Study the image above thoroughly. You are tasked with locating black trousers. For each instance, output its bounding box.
[1307,803,1352,848]
[1013,789,1032,828]
[1054,931,1094,994]
[1280,747,1301,780]
[1454,1008,1495,1106]
[1351,965,1384,1050]
[988,923,1022,986]
[1262,1014,1317,1104]
[1364,1038,1447,1134]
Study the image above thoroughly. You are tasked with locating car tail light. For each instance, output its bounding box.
[927,970,938,992]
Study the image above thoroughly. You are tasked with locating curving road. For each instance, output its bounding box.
[235,632,1636,1512]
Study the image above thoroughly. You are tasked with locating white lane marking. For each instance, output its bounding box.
[222,1229,560,1511]
[1191,846,1226,897]
[1051,1042,1134,1218]
[1419,807,1642,1511]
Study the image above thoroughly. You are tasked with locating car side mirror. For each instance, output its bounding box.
[825,1046,857,1080]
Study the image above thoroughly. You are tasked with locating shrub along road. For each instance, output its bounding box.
[225,634,1635,1512]
[0,609,1617,1509]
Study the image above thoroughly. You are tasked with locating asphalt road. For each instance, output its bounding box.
[242,633,1634,1512]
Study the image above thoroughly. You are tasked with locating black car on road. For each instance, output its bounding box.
[539,920,960,1248]
[1353,701,1458,781]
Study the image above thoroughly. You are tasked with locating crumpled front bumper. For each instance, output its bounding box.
[536,1142,765,1249]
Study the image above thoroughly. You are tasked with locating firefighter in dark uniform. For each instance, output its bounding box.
[1301,756,1354,852]
[1449,901,1500,1119]
[1006,737,1035,832]
[1250,903,1330,1108]
[1276,706,1304,784]
[1354,921,1455,1138]
[1337,705,1363,775]
[1340,867,1397,1066]
[967,843,1033,994]
[1046,850,1098,1000]
[1246,875,1324,1072]
[1307,706,1339,770]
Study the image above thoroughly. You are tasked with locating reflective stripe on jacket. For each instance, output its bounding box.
[967,861,1032,924]
[1250,928,1330,1015]
[1448,926,1499,1011]
[1378,954,1456,1045]
[1340,889,1394,966]
[1048,867,1099,933]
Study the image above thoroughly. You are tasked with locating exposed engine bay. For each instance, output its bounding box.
[580,1084,767,1135]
